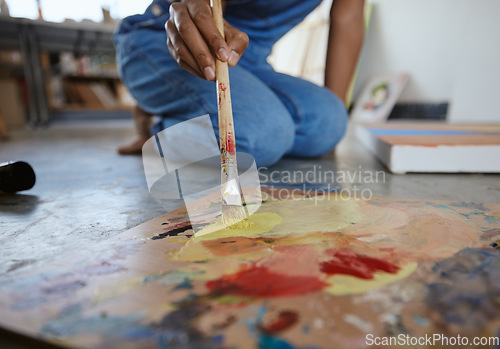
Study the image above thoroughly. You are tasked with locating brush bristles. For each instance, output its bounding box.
[222,204,248,228]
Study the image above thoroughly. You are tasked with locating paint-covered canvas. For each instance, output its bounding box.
[0,189,499,348]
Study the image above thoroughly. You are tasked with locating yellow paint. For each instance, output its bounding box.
[324,262,418,296]
[216,295,255,304]
[225,217,253,229]
[261,196,364,237]
[93,277,143,302]
[195,196,363,240]
[194,212,283,240]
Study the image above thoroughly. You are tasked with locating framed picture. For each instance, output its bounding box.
[350,72,409,123]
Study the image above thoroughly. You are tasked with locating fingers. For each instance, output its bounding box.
[169,2,217,80]
[224,21,249,66]
[165,0,250,79]
[166,18,209,80]
[185,0,230,61]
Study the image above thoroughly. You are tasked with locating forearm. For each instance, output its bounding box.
[324,0,365,105]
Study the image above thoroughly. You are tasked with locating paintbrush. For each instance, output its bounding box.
[211,0,248,227]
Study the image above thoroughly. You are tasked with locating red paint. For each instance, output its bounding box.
[320,249,399,279]
[259,311,299,334]
[226,133,236,153]
[206,265,326,298]
[219,82,227,92]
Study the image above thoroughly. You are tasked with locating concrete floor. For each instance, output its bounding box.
[0,119,499,346]
[1,119,499,277]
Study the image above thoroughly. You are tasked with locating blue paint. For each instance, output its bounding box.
[258,335,319,349]
[11,297,47,310]
[172,278,194,291]
[434,205,454,210]
[41,306,144,337]
[143,270,205,286]
[257,306,267,324]
[212,335,224,344]
[368,129,486,136]
[250,306,318,349]
[259,335,296,349]
[426,248,500,327]
[41,280,86,295]
[120,327,156,340]
[412,315,430,327]
[451,202,490,212]
[7,275,87,310]
[40,296,222,347]
[485,216,500,223]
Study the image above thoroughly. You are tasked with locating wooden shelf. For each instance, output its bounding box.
[52,106,132,112]
[0,16,126,125]
[62,73,120,80]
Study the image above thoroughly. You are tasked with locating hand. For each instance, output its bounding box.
[166,0,249,81]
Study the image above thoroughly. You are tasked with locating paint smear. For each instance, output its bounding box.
[320,249,400,279]
[258,311,299,334]
[206,264,327,297]
[226,133,235,154]
[194,212,282,240]
[325,262,418,296]
[152,222,193,240]
[93,277,143,302]
[425,248,500,329]
[202,236,269,256]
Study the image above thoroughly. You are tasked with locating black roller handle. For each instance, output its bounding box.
[0,161,36,193]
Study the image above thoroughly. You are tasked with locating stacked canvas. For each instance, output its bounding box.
[356,123,500,173]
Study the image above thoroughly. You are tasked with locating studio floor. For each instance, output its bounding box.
[0,119,499,347]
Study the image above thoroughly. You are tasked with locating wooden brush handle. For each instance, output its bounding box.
[212,0,236,158]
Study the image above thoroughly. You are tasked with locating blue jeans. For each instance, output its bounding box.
[115,0,347,167]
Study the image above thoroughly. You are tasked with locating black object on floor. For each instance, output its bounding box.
[0,161,36,193]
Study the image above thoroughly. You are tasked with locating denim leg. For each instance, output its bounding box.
[116,29,295,167]
[252,70,348,158]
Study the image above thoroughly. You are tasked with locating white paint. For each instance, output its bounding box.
[344,314,374,333]
[313,318,324,329]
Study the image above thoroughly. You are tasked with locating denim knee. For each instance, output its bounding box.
[289,89,348,158]
[234,111,295,168]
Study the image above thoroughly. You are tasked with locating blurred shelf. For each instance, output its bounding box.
[62,73,120,80]
[51,108,132,120]
[0,16,124,126]
[0,62,25,76]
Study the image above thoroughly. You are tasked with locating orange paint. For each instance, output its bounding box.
[202,237,268,256]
